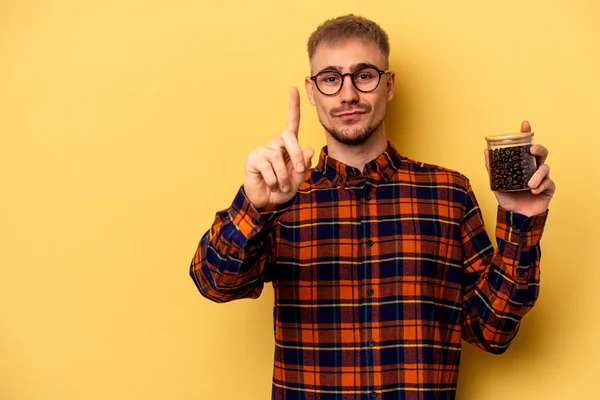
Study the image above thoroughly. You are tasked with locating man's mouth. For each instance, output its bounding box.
[336,111,365,117]
[335,111,366,122]
[331,103,371,120]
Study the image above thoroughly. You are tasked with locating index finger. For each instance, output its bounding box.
[287,87,300,135]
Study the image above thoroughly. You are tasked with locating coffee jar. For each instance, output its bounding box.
[485,132,537,192]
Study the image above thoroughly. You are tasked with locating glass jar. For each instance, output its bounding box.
[485,132,536,192]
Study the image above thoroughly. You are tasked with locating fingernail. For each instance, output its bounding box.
[281,185,289,193]
[296,162,305,172]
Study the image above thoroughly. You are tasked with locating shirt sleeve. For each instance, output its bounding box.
[189,186,291,303]
[460,183,548,354]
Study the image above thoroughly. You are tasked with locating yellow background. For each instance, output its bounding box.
[1,1,598,399]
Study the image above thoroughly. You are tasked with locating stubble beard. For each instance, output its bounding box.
[321,119,383,146]
[320,102,384,146]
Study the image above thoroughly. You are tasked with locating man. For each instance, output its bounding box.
[190,14,555,400]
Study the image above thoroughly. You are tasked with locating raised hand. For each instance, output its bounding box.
[485,120,556,217]
[244,87,314,212]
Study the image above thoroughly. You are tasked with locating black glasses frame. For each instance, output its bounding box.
[310,67,391,96]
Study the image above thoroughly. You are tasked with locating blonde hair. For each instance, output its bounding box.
[307,14,390,66]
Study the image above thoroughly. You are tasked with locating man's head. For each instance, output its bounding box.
[305,15,395,146]
[307,14,390,68]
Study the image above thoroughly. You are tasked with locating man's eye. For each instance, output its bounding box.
[319,74,341,85]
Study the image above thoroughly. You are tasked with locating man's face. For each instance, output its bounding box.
[305,38,395,146]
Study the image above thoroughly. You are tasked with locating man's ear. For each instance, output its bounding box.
[386,71,395,102]
[305,77,316,106]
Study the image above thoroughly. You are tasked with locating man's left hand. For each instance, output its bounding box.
[485,120,556,217]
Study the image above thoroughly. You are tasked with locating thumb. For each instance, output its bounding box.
[292,148,314,186]
[521,120,531,133]
[303,147,314,167]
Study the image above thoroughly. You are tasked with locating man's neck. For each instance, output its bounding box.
[325,126,388,172]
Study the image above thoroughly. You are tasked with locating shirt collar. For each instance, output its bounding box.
[315,141,403,187]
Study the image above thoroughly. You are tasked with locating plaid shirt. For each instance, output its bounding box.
[190,141,548,400]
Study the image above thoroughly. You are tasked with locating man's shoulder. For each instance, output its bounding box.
[398,156,471,188]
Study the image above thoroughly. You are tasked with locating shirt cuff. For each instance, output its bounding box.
[495,206,549,247]
[228,185,294,242]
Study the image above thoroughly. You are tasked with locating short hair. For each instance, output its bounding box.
[307,14,390,66]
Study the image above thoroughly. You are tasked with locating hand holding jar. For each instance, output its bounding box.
[484,121,556,217]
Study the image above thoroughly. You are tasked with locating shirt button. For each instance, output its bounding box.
[338,176,344,183]
[251,218,258,224]
[349,170,355,176]
[371,392,377,398]
[367,240,374,246]
[519,271,527,279]
[368,340,375,347]
[367,288,375,296]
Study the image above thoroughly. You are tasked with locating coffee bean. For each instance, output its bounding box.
[489,145,536,191]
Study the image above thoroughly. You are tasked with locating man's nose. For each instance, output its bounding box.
[338,75,360,103]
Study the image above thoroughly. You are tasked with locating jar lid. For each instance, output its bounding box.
[485,132,534,142]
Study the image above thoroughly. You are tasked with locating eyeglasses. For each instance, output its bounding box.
[310,66,390,96]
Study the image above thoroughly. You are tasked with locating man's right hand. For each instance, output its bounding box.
[244,87,314,212]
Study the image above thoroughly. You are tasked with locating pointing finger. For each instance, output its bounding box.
[287,87,301,135]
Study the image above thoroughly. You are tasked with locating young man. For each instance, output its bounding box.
[190,15,555,400]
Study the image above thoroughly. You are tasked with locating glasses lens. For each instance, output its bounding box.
[353,68,380,92]
[315,71,342,95]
